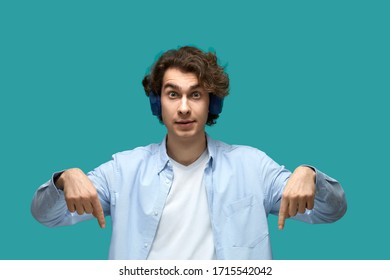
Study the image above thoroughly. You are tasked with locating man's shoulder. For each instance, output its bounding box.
[209,137,267,158]
[111,142,161,161]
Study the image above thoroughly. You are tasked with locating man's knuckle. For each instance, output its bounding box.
[65,195,77,202]
[91,192,98,200]
[80,194,91,201]
[282,193,290,199]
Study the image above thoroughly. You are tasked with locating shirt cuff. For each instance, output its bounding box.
[47,171,66,200]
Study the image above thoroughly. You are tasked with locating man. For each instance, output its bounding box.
[31,46,347,259]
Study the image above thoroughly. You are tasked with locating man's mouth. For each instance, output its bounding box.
[175,120,195,124]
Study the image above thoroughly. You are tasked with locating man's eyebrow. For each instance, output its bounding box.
[163,83,180,90]
[189,84,201,90]
[162,83,201,91]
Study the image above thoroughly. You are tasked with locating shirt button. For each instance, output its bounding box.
[144,243,148,248]
[154,211,158,216]
[165,180,170,185]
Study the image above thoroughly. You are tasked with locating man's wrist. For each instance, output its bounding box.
[296,165,316,182]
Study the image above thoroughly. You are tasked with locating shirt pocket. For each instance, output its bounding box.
[222,195,268,248]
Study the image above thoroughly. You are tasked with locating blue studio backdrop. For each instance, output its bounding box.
[1,0,389,259]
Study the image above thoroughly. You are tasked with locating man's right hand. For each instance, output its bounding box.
[56,168,106,229]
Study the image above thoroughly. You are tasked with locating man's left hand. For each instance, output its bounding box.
[278,166,316,230]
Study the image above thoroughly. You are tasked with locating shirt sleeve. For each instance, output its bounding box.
[31,159,115,228]
[263,157,347,224]
[292,166,347,224]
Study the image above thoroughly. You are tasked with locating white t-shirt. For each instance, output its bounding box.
[147,150,216,259]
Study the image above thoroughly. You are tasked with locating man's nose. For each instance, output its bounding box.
[178,97,190,115]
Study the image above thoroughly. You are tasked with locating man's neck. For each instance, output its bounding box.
[166,132,207,166]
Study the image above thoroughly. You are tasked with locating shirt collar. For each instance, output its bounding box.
[206,133,217,169]
[157,133,217,174]
[157,135,170,174]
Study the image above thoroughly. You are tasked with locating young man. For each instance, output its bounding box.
[31,46,347,259]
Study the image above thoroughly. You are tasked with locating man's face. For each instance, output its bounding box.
[161,68,209,141]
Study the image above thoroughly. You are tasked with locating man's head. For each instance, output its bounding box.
[142,46,229,126]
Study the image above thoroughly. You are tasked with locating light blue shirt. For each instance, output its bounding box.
[31,135,347,259]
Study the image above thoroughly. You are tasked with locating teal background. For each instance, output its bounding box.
[1,1,389,259]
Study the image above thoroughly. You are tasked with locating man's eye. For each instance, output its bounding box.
[192,92,201,98]
[168,92,177,98]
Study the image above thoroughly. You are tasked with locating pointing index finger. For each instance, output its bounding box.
[91,196,106,229]
[278,198,289,230]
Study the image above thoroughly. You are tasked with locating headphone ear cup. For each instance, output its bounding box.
[209,94,224,115]
[149,92,161,116]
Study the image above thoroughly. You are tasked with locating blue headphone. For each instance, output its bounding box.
[149,92,224,116]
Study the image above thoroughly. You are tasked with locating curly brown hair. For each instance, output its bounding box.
[142,46,229,126]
